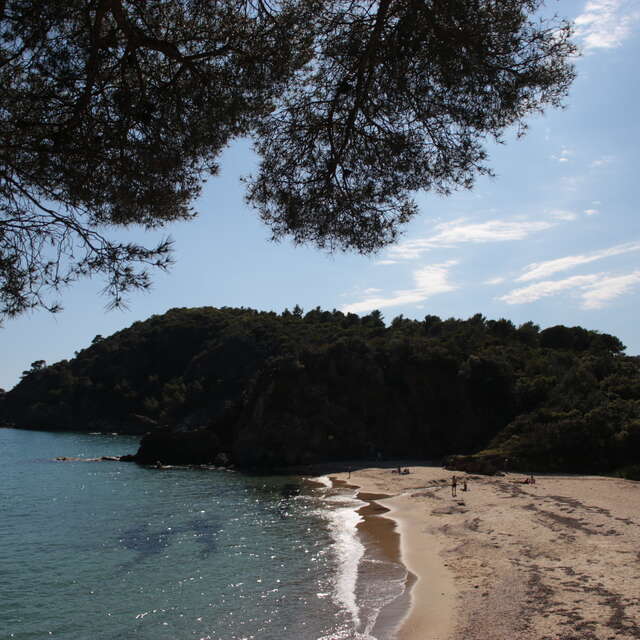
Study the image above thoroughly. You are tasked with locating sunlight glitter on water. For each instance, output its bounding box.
[2,430,411,640]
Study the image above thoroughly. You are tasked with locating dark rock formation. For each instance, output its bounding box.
[134,429,223,466]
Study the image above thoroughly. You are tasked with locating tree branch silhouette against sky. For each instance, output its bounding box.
[1,0,639,390]
[1,0,574,316]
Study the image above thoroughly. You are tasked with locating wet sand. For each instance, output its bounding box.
[327,479,415,639]
[326,466,640,640]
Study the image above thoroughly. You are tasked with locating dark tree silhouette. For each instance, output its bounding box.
[3,306,637,475]
[1,0,576,316]
[248,1,576,253]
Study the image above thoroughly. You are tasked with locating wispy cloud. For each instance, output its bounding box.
[559,175,585,192]
[551,147,574,163]
[375,259,398,266]
[500,270,640,308]
[585,200,602,215]
[500,274,602,304]
[590,155,615,168]
[388,218,555,260]
[581,271,640,308]
[549,209,578,221]
[517,241,640,282]
[484,276,506,286]
[341,261,457,313]
[575,0,640,50]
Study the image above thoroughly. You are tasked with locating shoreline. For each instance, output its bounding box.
[330,480,421,639]
[327,472,456,640]
[323,465,640,640]
[354,490,417,639]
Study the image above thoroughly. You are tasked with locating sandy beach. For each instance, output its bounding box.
[328,465,640,640]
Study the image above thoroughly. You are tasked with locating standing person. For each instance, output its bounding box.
[462,479,468,492]
[452,475,457,497]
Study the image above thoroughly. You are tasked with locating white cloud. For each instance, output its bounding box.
[363,287,381,295]
[575,0,640,50]
[388,218,555,260]
[500,270,640,308]
[341,261,458,313]
[559,176,585,192]
[590,155,615,168]
[551,147,574,163]
[500,274,602,304]
[375,259,398,266]
[584,208,600,216]
[548,209,578,221]
[581,271,640,308]
[484,276,506,286]
[517,241,640,282]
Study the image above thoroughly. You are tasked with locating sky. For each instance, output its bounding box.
[1,0,639,391]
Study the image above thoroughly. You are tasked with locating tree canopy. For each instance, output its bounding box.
[0,0,576,316]
[3,306,638,477]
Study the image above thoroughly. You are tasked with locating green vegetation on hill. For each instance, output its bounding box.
[2,307,638,476]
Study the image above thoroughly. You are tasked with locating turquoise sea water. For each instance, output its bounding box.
[0,429,407,640]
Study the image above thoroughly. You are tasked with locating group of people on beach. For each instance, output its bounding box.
[451,475,467,497]
[450,473,536,496]
[394,466,411,475]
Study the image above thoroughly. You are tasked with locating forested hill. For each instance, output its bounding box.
[2,306,639,478]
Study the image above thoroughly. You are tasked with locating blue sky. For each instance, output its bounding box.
[1,0,639,390]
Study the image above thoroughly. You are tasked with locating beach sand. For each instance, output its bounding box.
[327,466,640,640]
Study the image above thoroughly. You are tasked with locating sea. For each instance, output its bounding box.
[0,429,409,640]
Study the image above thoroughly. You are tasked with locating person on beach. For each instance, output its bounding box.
[462,479,468,492]
[451,475,457,497]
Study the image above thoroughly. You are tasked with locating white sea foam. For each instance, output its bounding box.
[315,485,411,640]
[316,630,377,640]
[312,475,333,488]
[323,493,366,630]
